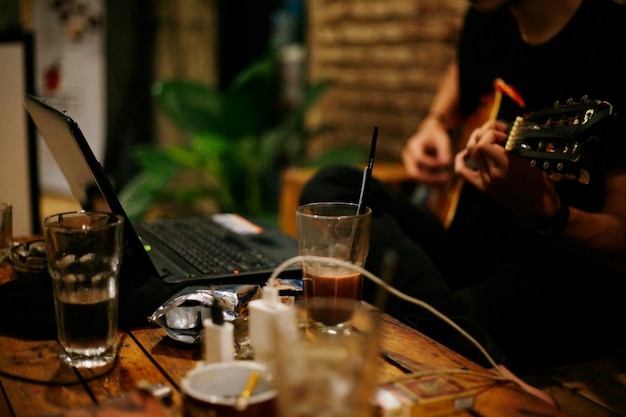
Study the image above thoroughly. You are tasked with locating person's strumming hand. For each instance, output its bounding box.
[402,116,454,186]
[455,119,561,220]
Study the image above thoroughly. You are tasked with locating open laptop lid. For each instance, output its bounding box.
[24,94,159,279]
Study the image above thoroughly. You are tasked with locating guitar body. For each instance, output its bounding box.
[427,92,496,228]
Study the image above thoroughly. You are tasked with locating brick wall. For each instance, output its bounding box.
[306,0,467,161]
[153,0,219,147]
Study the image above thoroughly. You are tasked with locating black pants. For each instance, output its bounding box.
[299,165,626,374]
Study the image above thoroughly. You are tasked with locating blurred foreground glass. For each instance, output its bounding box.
[276,298,379,417]
[44,211,124,368]
[296,202,371,328]
[0,203,12,262]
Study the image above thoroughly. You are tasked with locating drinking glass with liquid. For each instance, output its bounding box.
[44,211,124,368]
[296,202,371,330]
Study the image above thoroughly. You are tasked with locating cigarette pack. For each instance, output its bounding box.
[273,278,303,304]
[375,375,475,417]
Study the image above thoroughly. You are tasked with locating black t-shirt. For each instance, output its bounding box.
[459,0,626,119]
[449,0,626,279]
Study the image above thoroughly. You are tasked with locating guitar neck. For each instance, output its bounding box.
[427,96,614,228]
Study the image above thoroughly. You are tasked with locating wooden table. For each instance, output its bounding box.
[0,257,571,417]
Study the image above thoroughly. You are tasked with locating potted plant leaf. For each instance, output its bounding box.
[119,52,364,224]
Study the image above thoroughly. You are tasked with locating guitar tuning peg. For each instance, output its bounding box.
[581,95,589,102]
[566,98,574,105]
[553,100,561,108]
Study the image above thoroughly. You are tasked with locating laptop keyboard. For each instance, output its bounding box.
[138,217,279,275]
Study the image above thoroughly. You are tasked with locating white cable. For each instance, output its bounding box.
[267,255,506,377]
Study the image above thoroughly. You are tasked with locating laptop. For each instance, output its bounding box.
[24,94,300,289]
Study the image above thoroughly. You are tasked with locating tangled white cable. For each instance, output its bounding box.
[267,255,506,377]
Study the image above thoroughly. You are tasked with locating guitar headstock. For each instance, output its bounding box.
[505,97,615,184]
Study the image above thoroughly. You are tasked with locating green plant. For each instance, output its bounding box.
[119,53,365,223]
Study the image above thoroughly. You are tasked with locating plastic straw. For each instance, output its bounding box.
[357,126,378,215]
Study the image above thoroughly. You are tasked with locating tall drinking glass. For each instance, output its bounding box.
[296,202,371,330]
[44,211,124,368]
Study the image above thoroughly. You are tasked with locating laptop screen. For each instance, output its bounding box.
[24,94,158,276]
[25,95,111,210]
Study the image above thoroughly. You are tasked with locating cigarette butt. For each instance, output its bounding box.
[235,371,260,411]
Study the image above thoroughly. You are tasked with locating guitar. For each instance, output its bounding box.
[429,95,617,228]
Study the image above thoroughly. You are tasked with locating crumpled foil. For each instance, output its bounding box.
[149,284,263,345]
[11,239,48,276]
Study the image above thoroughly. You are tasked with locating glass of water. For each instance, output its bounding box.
[44,211,124,368]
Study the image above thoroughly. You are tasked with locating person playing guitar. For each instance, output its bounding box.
[300,0,626,402]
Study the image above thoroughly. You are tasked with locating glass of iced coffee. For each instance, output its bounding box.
[296,202,371,331]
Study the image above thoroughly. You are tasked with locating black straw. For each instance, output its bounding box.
[357,126,378,214]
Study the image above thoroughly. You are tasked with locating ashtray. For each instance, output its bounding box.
[11,239,48,275]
